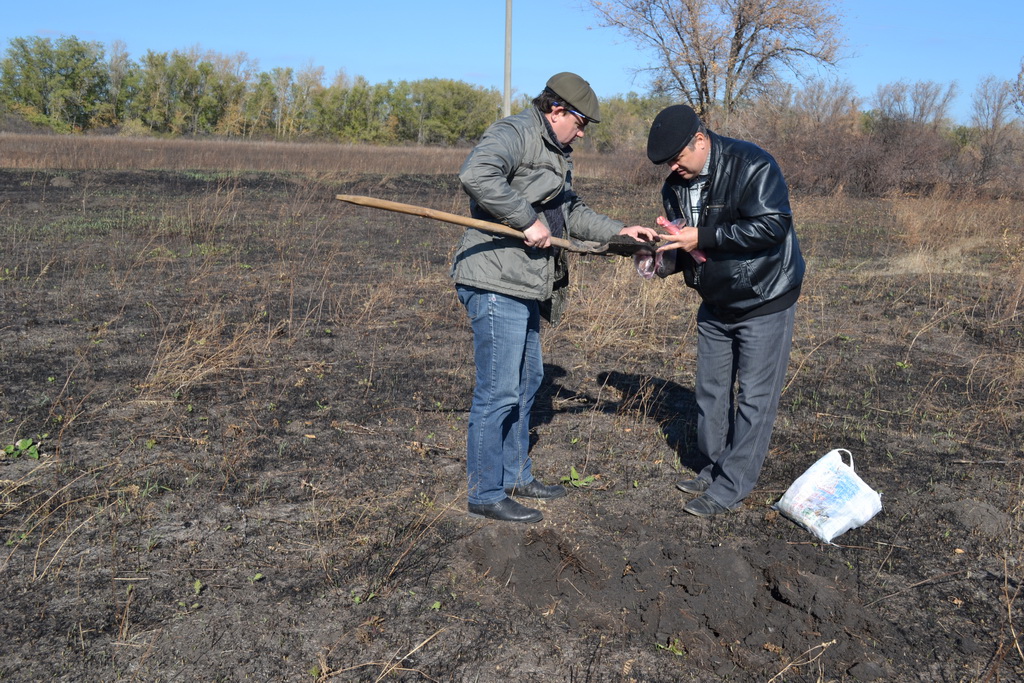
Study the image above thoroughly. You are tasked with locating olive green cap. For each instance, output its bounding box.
[546,72,601,123]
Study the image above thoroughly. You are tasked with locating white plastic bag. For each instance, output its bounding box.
[774,448,882,543]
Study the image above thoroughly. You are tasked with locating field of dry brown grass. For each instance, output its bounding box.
[0,132,662,182]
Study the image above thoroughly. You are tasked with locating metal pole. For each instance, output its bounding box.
[503,0,512,117]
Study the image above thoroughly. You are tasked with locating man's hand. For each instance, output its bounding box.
[654,229,700,252]
[654,216,699,253]
[653,216,706,263]
[522,219,552,248]
[619,225,659,242]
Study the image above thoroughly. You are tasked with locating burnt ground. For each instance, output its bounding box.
[0,168,1022,682]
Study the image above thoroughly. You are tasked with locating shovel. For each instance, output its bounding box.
[335,194,657,256]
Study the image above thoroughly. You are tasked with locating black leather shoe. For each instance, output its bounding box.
[468,497,543,523]
[504,479,567,500]
[683,494,731,517]
[675,478,710,495]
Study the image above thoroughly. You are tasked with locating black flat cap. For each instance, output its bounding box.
[647,104,701,164]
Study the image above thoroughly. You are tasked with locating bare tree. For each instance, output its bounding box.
[969,76,1017,188]
[1016,59,1024,117]
[972,77,1015,131]
[586,0,844,121]
[793,76,859,125]
[871,80,956,127]
[866,80,960,193]
[729,77,862,195]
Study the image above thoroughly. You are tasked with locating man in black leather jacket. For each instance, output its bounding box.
[646,104,805,517]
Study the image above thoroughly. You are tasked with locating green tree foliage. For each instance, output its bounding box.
[0,35,109,131]
[330,76,400,143]
[131,48,250,135]
[96,40,140,127]
[584,92,672,152]
[1,34,506,143]
[401,79,500,145]
[241,70,279,138]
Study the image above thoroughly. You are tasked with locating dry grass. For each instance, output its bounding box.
[4,135,1021,445]
[0,133,469,175]
[0,132,653,183]
[556,257,698,363]
[139,306,283,399]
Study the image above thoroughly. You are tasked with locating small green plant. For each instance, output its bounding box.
[6,532,29,546]
[3,434,48,460]
[351,590,376,605]
[561,465,596,488]
[656,638,686,656]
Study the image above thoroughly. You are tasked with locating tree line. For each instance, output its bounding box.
[0,35,502,144]
[2,33,1022,198]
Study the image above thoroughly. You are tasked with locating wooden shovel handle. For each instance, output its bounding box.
[335,194,585,251]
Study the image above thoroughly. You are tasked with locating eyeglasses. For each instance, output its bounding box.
[568,109,589,130]
[554,102,589,130]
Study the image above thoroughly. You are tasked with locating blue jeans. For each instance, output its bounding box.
[457,286,544,505]
[694,302,796,508]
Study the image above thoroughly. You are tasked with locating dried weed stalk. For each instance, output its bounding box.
[140,306,282,399]
[0,462,117,580]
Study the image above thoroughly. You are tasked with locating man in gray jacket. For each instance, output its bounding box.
[452,72,657,523]
[647,104,805,517]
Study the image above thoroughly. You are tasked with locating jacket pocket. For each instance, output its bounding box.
[741,260,763,299]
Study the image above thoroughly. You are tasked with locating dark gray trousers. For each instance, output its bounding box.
[694,301,796,508]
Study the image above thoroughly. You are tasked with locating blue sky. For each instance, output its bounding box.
[2,0,1020,124]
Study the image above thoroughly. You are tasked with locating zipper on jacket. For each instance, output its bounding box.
[690,185,709,290]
